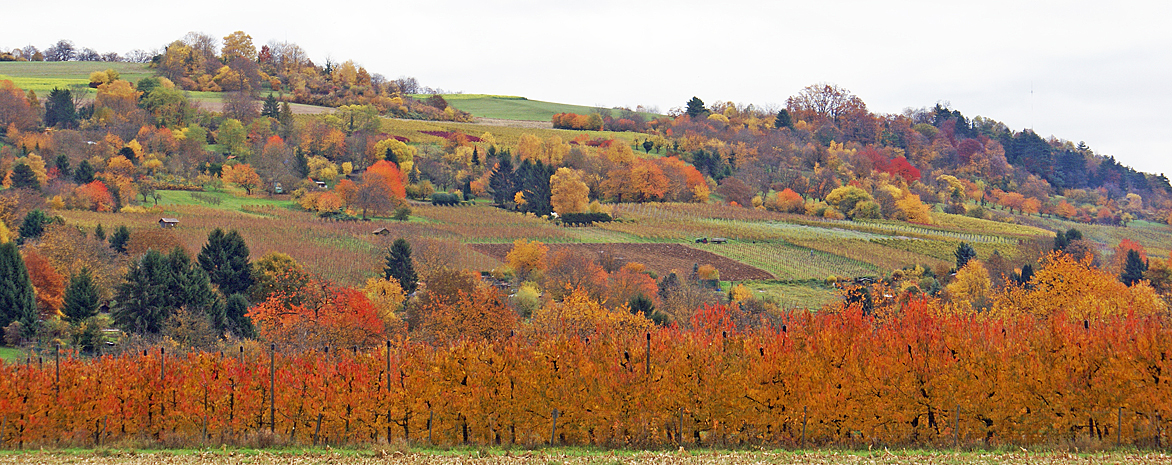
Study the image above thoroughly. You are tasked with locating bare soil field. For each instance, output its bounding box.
[469,243,774,281]
[2,450,1170,464]
[470,117,554,129]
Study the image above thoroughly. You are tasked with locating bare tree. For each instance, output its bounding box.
[44,40,75,61]
[222,91,259,122]
[124,49,153,63]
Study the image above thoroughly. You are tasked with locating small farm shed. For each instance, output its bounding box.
[159,218,179,228]
[372,227,392,236]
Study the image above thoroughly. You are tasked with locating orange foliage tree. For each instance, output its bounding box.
[247,280,385,349]
[22,248,65,319]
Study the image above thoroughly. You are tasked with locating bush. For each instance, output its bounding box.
[430,192,462,206]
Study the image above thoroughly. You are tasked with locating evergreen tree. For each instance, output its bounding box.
[954,242,977,270]
[471,147,480,166]
[197,228,253,296]
[1065,228,1083,242]
[93,223,105,241]
[61,267,100,323]
[515,159,553,216]
[17,209,49,244]
[44,87,77,128]
[0,242,39,340]
[489,154,515,206]
[1121,250,1149,286]
[461,179,473,201]
[113,249,171,333]
[10,163,39,190]
[54,154,70,179]
[261,94,280,118]
[109,226,130,253]
[774,109,793,129]
[113,247,218,334]
[383,238,418,294]
[685,96,708,118]
[224,293,254,337]
[1053,230,1068,251]
[73,159,95,184]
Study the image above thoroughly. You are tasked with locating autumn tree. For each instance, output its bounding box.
[248,282,385,349]
[248,251,311,304]
[550,167,589,215]
[22,249,64,319]
[222,163,263,194]
[354,160,406,218]
[946,259,992,313]
[507,238,548,282]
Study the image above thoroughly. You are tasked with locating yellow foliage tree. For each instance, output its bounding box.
[550,167,589,215]
[992,252,1167,320]
[895,191,933,224]
[945,260,991,314]
[506,238,548,282]
[363,276,405,331]
[530,286,653,337]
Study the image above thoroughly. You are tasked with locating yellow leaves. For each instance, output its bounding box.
[0,219,9,244]
[895,191,933,224]
[991,252,1168,321]
[728,283,753,303]
[506,238,548,281]
[516,134,568,165]
[307,155,339,182]
[550,167,589,215]
[945,260,991,314]
[363,276,405,330]
[530,286,653,337]
[697,264,720,281]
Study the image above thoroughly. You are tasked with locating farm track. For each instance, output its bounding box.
[469,243,774,281]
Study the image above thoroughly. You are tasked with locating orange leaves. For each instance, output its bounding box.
[22,248,64,319]
[68,180,115,212]
[506,238,548,281]
[221,163,263,195]
[248,281,386,349]
[365,160,407,199]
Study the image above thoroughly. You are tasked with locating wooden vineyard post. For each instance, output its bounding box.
[269,344,276,433]
[427,410,433,445]
[160,347,165,382]
[54,344,60,397]
[954,405,960,449]
[678,408,684,446]
[1118,407,1123,447]
[550,409,559,446]
[801,406,808,449]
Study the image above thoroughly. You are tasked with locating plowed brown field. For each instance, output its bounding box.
[469,243,774,281]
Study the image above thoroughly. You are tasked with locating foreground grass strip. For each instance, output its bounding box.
[1,449,1171,464]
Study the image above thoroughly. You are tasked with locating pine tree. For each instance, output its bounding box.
[489,154,515,206]
[261,93,280,118]
[73,159,95,184]
[774,109,793,129]
[44,87,77,128]
[62,267,100,323]
[954,242,977,270]
[197,228,253,296]
[54,154,70,178]
[17,209,49,245]
[10,163,39,190]
[109,226,130,253]
[113,249,172,333]
[384,238,418,294]
[0,242,39,340]
[93,223,105,241]
[225,293,254,337]
[685,96,708,118]
[1121,249,1149,286]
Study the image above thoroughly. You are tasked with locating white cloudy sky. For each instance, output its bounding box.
[5,0,1172,176]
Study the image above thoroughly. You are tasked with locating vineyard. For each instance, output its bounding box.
[1,303,1169,450]
[469,243,774,281]
[706,242,877,280]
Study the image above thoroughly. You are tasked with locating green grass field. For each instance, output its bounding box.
[417,94,662,122]
[0,61,153,95]
[0,346,22,362]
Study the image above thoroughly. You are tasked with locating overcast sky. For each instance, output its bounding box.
[5,0,1171,177]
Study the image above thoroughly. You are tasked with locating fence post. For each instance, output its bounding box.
[160,347,165,382]
[678,408,684,446]
[386,340,392,390]
[954,404,960,449]
[427,410,433,445]
[270,343,276,433]
[550,408,559,446]
[1118,407,1123,447]
[801,406,808,449]
[1,415,6,448]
